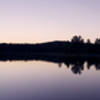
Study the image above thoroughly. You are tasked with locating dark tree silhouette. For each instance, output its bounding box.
[95,38,100,44]
[71,35,84,43]
[87,39,91,44]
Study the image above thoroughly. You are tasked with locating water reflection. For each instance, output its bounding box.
[0,55,100,100]
[63,58,100,74]
[0,54,100,75]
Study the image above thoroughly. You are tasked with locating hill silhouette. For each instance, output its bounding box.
[0,40,100,57]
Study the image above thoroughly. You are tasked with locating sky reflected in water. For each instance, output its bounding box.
[0,61,99,100]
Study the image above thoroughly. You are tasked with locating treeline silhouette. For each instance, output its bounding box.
[0,35,100,57]
[0,35,100,75]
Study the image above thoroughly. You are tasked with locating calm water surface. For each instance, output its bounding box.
[0,61,100,100]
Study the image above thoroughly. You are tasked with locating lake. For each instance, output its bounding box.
[0,60,99,100]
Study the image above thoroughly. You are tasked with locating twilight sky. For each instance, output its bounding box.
[0,0,100,43]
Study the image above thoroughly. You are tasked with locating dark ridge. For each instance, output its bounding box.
[0,40,100,55]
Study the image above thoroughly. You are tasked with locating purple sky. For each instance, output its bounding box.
[0,0,100,43]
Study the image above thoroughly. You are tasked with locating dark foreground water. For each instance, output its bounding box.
[0,61,100,100]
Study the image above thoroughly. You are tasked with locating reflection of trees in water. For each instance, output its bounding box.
[71,62,84,74]
[0,54,100,75]
[64,61,85,74]
[63,58,100,75]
